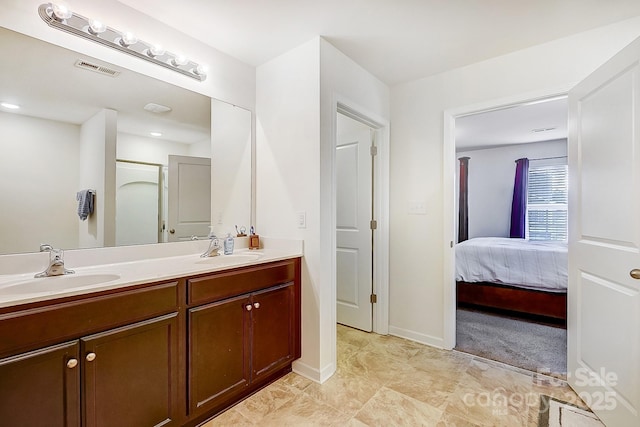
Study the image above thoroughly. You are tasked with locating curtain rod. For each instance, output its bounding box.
[530,155,567,161]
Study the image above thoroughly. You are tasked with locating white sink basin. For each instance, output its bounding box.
[195,253,262,266]
[0,273,121,295]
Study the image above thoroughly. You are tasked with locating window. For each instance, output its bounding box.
[527,163,568,240]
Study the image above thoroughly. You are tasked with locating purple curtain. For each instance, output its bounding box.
[510,158,529,238]
[458,157,470,242]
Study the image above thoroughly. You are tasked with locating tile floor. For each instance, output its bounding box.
[203,324,591,426]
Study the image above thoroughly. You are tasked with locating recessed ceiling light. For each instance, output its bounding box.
[0,102,20,110]
[150,131,162,137]
[532,127,556,133]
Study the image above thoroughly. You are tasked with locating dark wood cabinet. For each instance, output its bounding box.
[0,257,301,427]
[188,294,251,414]
[0,341,80,427]
[0,314,179,427]
[251,282,296,380]
[82,313,180,427]
[187,260,301,420]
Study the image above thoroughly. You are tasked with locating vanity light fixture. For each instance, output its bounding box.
[38,3,207,82]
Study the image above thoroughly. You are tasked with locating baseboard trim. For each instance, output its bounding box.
[388,325,446,349]
[292,360,336,384]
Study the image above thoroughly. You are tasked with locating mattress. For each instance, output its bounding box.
[455,237,567,292]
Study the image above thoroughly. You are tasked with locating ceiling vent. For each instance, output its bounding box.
[144,103,172,114]
[74,59,120,77]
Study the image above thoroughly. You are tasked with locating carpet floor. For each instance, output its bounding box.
[455,308,567,377]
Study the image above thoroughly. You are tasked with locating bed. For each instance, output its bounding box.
[455,237,567,321]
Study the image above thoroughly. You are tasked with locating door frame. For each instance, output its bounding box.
[332,97,390,336]
[442,85,573,349]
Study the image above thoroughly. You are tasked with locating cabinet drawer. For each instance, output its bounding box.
[0,281,179,359]
[188,260,297,306]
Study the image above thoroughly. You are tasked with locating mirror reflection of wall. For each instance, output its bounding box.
[0,26,252,255]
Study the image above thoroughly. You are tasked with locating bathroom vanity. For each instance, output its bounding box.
[0,250,301,427]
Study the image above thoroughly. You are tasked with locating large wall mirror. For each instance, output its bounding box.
[0,27,252,255]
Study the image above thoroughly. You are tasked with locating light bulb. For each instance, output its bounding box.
[194,64,208,76]
[147,44,165,58]
[88,19,106,35]
[51,3,72,20]
[119,31,138,47]
[171,54,188,67]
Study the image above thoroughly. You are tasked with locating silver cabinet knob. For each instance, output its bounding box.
[169,229,175,234]
[253,302,260,309]
[245,304,252,311]
[67,358,78,369]
[86,352,96,362]
[630,269,640,279]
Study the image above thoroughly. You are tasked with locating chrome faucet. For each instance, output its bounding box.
[35,245,75,278]
[200,233,221,258]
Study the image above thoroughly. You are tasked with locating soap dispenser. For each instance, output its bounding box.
[224,233,234,255]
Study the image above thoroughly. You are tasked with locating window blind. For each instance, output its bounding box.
[527,164,568,240]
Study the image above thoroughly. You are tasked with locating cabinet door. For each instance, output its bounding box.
[0,341,80,427]
[188,294,250,415]
[251,282,295,380]
[82,313,179,427]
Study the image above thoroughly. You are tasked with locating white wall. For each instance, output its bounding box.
[256,38,322,378]
[116,133,191,165]
[256,37,389,382]
[78,109,117,248]
[390,16,640,348]
[0,112,80,253]
[211,101,252,236]
[458,140,567,239]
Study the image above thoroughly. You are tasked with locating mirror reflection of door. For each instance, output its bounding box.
[115,161,163,246]
[167,155,211,242]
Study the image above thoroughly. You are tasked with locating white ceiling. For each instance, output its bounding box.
[117,0,640,86]
[455,97,568,151]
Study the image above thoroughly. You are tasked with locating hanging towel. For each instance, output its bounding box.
[76,189,95,221]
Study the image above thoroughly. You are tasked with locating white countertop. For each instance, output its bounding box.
[0,240,302,309]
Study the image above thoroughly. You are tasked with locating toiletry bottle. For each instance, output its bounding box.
[224,233,234,255]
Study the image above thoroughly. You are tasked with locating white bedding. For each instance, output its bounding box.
[455,237,567,292]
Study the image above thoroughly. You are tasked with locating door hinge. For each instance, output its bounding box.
[370,294,377,304]
[370,219,377,230]
[370,145,377,156]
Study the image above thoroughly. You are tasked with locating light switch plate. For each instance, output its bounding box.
[408,200,427,215]
[297,211,306,228]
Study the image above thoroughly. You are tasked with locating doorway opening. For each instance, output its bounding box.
[333,102,390,338]
[449,95,569,377]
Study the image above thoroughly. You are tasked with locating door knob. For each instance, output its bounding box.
[245,304,252,311]
[67,359,78,369]
[86,352,96,362]
[169,229,175,234]
[253,302,260,309]
[630,269,640,279]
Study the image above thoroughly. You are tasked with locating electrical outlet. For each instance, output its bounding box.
[297,211,306,229]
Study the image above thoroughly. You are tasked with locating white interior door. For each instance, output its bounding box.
[336,114,373,332]
[167,155,211,242]
[115,161,160,246]
[568,36,640,426]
